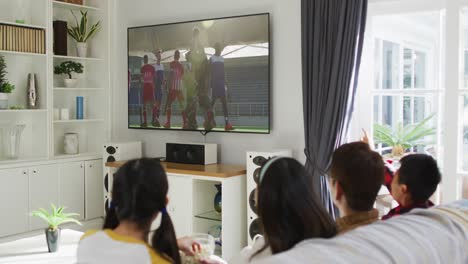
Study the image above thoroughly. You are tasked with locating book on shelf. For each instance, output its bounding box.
[0,24,45,54]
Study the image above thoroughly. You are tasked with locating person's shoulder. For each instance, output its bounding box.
[80,229,100,241]
[145,245,172,264]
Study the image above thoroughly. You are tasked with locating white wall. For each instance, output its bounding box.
[110,0,304,164]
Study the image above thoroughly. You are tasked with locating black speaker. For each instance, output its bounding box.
[53,20,67,56]
[166,143,217,165]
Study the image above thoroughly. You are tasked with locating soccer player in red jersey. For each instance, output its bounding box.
[164,50,187,128]
[139,55,157,127]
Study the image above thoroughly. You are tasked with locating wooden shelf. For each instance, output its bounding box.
[0,109,48,113]
[53,119,104,124]
[54,87,104,91]
[0,20,46,30]
[0,50,46,57]
[53,55,102,62]
[52,1,101,11]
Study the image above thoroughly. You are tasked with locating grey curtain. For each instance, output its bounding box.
[301,0,368,217]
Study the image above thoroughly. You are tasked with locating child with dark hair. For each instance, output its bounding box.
[382,154,441,220]
[329,142,385,234]
[77,159,200,264]
[230,157,337,263]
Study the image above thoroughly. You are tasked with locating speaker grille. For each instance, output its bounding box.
[107,156,116,163]
[249,189,257,214]
[106,146,116,155]
[249,218,261,239]
[104,173,109,192]
[253,156,267,166]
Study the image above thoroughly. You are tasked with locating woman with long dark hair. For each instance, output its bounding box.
[77,158,198,264]
[230,157,337,263]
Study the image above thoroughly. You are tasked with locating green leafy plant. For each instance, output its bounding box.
[31,204,81,231]
[68,10,101,43]
[54,61,84,79]
[0,55,15,94]
[373,114,436,157]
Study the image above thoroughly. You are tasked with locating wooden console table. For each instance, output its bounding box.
[104,160,247,260]
[105,161,246,178]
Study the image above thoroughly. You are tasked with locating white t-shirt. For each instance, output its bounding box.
[229,235,272,263]
[76,229,170,264]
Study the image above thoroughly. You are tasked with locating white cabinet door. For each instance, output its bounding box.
[165,175,193,237]
[85,159,104,220]
[59,161,85,221]
[0,168,29,237]
[29,164,60,230]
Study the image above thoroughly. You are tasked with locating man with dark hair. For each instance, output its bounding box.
[382,154,441,220]
[329,142,385,233]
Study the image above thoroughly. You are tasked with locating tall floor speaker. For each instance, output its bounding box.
[246,150,292,245]
[103,142,142,214]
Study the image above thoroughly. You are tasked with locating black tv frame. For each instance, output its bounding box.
[127,13,271,135]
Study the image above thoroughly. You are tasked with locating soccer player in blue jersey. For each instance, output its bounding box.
[209,43,233,131]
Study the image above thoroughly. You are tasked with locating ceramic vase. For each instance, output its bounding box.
[45,228,61,253]
[77,42,88,57]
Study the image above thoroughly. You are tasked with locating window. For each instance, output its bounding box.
[372,36,439,156]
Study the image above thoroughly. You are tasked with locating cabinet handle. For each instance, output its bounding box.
[80,164,84,168]
[90,164,93,168]
[23,171,27,175]
[33,170,37,174]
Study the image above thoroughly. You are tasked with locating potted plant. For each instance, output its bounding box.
[54,61,84,88]
[0,55,15,109]
[31,204,81,253]
[373,114,436,158]
[68,10,101,57]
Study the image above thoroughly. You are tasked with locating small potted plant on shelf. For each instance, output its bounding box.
[54,61,84,88]
[373,114,436,159]
[31,204,81,253]
[0,55,15,109]
[68,10,101,57]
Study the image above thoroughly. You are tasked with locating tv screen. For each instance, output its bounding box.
[128,13,270,134]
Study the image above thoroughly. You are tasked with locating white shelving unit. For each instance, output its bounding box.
[52,0,101,12]
[0,0,109,239]
[0,0,110,166]
[0,20,47,29]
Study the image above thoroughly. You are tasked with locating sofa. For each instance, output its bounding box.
[254,200,468,264]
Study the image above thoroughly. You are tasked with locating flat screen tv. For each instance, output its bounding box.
[128,13,270,134]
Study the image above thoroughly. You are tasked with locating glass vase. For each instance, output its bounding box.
[0,124,26,159]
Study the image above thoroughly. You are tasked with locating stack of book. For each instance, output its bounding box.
[0,24,46,54]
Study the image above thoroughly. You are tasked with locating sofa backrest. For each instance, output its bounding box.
[253,200,468,264]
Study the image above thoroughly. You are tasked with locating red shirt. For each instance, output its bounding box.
[169,61,184,91]
[140,64,155,84]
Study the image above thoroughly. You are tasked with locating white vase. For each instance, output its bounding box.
[64,133,79,154]
[77,42,88,57]
[0,93,8,109]
[64,79,78,88]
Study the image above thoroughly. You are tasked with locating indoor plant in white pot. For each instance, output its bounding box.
[68,10,101,57]
[31,204,81,253]
[0,55,15,109]
[54,61,84,88]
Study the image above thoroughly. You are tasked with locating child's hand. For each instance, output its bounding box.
[177,237,201,256]
[361,129,370,144]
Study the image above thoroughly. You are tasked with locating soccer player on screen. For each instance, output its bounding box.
[210,43,233,131]
[163,50,187,129]
[152,49,165,127]
[188,27,215,130]
[139,55,156,128]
